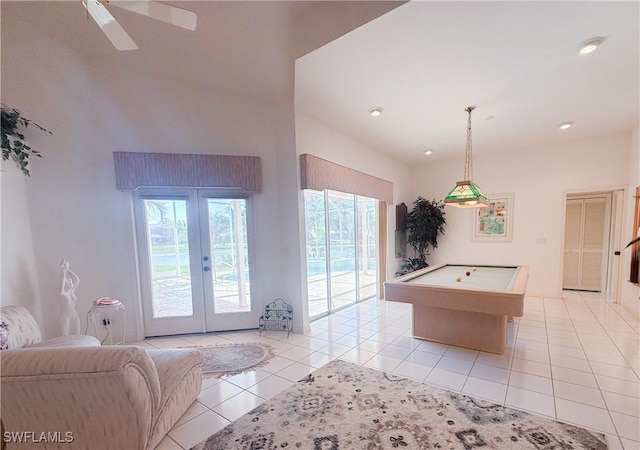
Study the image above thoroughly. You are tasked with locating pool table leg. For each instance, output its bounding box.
[412,305,508,354]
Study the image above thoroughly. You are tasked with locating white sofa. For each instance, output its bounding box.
[0,305,202,450]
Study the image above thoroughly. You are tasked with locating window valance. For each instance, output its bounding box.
[113,152,262,191]
[299,153,393,204]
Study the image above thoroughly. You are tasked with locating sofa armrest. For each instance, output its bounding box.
[30,334,101,348]
[3,346,156,380]
[146,349,203,449]
[1,346,162,450]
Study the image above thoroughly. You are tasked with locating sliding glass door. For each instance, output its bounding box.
[329,191,357,310]
[304,189,379,319]
[304,191,329,317]
[357,197,378,300]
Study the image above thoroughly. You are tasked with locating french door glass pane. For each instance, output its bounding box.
[304,190,329,318]
[207,199,251,314]
[328,191,356,310]
[357,197,377,300]
[144,199,193,318]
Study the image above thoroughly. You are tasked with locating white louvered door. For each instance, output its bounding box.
[563,195,610,291]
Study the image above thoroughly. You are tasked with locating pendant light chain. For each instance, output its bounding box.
[464,106,475,181]
[443,104,488,208]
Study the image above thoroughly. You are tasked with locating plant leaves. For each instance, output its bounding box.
[405,197,446,263]
[1,104,52,176]
[626,236,640,248]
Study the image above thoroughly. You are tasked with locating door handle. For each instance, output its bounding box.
[203,266,211,272]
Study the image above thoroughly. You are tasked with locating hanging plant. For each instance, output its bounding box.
[1,105,52,176]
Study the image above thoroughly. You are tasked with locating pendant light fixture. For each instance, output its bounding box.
[444,106,490,208]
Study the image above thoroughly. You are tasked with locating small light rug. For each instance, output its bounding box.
[191,359,607,450]
[186,343,275,378]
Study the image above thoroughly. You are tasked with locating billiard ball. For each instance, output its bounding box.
[456,276,461,282]
[472,267,477,271]
[466,271,471,276]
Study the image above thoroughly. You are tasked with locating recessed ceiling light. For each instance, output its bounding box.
[578,37,605,55]
[424,150,433,156]
[485,115,495,121]
[559,121,574,130]
[368,107,383,117]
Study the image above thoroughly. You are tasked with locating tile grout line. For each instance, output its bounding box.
[542,296,559,421]
[456,350,479,395]
[505,297,555,402]
[502,314,520,407]
[581,296,640,377]
[565,293,624,441]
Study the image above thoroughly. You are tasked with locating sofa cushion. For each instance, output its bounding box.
[0,321,9,349]
[0,305,42,348]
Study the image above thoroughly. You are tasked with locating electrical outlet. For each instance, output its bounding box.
[102,318,111,326]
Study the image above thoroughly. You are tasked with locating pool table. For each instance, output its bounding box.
[384,264,529,354]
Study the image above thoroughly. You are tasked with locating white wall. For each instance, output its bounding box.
[294,110,412,297]
[410,132,631,298]
[1,13,303,338]
[0,161,42,322]
[621,125,640,317]
[1,18,101,338]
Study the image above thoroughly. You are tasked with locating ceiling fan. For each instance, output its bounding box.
[82,0,197,51]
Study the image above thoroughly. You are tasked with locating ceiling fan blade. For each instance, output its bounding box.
[83,0,138,51]
[109,1,197,31]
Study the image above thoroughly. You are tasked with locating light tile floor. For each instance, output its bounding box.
[143,292,640,450]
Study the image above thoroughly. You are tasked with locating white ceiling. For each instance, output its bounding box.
[3,1,310,100]
[1,1,399,101]
[3,1,638,166]
[295,1,640,164]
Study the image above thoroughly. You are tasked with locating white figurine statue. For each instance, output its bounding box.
[59,259,81,335]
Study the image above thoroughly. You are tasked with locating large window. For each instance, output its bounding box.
[305,189,378,319]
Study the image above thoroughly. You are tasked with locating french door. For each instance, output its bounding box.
[134,188,258,336]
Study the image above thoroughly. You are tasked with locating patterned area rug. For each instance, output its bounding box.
[191,359,607,449]
[186,343,274,378]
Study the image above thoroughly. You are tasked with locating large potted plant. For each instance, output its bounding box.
[397,196,446,275]
[1,105,51,176]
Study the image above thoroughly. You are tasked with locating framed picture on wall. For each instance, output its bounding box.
[472,193,514,241]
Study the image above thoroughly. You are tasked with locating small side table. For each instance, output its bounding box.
[85,302,125,345]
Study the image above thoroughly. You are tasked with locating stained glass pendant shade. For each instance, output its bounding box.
[444,106,489,208]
